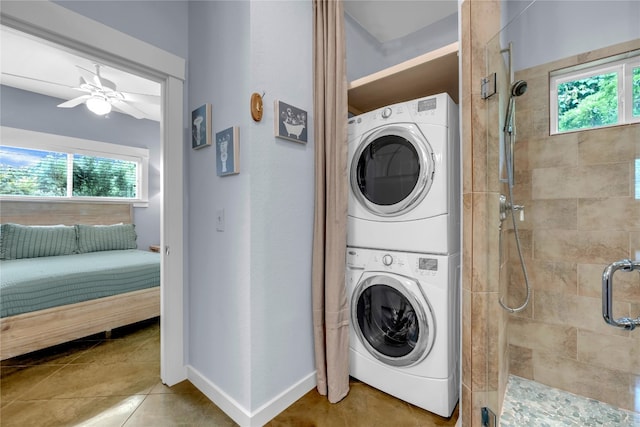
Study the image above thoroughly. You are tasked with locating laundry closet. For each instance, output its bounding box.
[344,17,461,418]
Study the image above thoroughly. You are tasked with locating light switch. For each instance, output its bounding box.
[216,208,225,231]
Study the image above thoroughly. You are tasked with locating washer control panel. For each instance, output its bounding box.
[359,249,443,278]
[347,248,453,291]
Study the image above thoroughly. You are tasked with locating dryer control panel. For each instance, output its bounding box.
[348,93,453,140]
[418,257,438,272]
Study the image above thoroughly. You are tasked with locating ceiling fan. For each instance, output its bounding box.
[57,64,159,119]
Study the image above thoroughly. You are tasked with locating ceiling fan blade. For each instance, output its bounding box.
[1,72,77,90]
[121,91,160,105]
[76,65,102,89]
[73,86,92,94]
[57,95,91,108]
[78,75,96,89]
[111,100,147,119]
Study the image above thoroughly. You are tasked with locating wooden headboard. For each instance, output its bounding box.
[0,201,132,225]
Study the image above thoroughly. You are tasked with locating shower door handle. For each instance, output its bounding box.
[602,259,640,331]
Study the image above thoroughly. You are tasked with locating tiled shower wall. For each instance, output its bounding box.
[460,1,504,426]
[505,39,640,412]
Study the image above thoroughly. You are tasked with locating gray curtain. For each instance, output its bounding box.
[311,0,349,404]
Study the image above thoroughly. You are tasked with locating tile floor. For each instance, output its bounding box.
[501,375,640,427]
[1,319,458,426]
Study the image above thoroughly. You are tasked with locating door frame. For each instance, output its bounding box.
[1,1,187,385]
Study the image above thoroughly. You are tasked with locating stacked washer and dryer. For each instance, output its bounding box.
[346,93,460,418]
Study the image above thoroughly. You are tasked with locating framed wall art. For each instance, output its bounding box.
[191,104,212,149]
[216,126,240,176]
[274,100,307,143]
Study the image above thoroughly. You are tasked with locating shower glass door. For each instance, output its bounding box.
[485,0,639,423]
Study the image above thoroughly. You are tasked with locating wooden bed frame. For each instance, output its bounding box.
[0,200,160,360]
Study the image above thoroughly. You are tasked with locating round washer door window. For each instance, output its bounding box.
[351,124,434,217]
[352,274,435,367]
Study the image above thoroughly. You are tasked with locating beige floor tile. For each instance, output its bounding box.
[71,334,160,365]
[25,360,160,400]
[0,320,459,426]
[1,339,99,368]
[122,392,238,427]
[1,395,145,427]
[148,379,204,395]
[267,380,458,427]
[0,364,63,408]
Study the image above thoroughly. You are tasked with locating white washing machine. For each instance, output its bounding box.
[347,93,459,255]
[346,247,460,418]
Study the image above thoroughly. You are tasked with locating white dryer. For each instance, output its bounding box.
[346,247,460,418]
[347,93,459,254]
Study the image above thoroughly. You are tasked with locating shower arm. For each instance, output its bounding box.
[500,42,514,85]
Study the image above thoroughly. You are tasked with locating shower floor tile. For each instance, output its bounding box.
[500,375,640,427]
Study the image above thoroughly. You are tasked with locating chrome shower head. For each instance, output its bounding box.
[510,80,528,97]
[504,80,528,134]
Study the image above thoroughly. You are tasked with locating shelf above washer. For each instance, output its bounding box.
[347,41,459,116]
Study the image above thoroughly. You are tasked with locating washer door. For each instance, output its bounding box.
[352,273,435,367]
[351,124,435,217]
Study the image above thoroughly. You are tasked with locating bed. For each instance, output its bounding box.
[0,201,160,360]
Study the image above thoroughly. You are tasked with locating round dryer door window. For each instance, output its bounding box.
[352,274,435,367]
[351,124,435,217]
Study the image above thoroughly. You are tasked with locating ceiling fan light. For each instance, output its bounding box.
[86,96,112,115]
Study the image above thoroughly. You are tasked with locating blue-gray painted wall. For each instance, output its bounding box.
[504,0,640,72]
[52,0,316,415]
[186,0,253,409]
[345,11,458,82]
[0,85,161,252]
[53,0,189,58]
[186,0,315,411]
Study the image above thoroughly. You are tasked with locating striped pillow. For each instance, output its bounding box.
[76,223,137,253]
[0,224,78,260]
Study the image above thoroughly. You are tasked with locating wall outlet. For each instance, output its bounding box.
[216,208,225,231]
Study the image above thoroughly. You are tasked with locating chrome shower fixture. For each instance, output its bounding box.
[499,77,531,314]
[504,80,528,134]
[511,80,528,97]
[499,194,525,223]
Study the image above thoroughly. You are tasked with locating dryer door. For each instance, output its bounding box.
[352,273,435,367]
[351,124,435,217]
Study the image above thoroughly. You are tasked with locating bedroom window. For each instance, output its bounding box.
[0,127,149,205]
[550,50,640,134]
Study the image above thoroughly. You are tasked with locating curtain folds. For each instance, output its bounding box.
[311,0,350,404]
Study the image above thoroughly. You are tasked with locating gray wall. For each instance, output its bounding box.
[247,0,314,410]
[53,0,189,58]
[186,0,252,408]
[187,0,315,411]
[57,0,315,416]
[346,11,458,82]
[504,0,640,72]
[0,85,161,252]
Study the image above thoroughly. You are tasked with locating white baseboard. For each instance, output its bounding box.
[187,365,316,427]
[250,371,317,426]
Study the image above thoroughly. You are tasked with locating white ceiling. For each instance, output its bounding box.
[344,0,458,43]
[0,26,161,121]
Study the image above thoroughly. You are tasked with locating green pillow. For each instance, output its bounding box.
[76,223,137,253]
[0,223,78,260]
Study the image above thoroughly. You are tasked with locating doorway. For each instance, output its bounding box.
[0,1,186,385]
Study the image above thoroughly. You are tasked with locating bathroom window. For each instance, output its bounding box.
[0,127,149,205]
[550,50,640,134]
